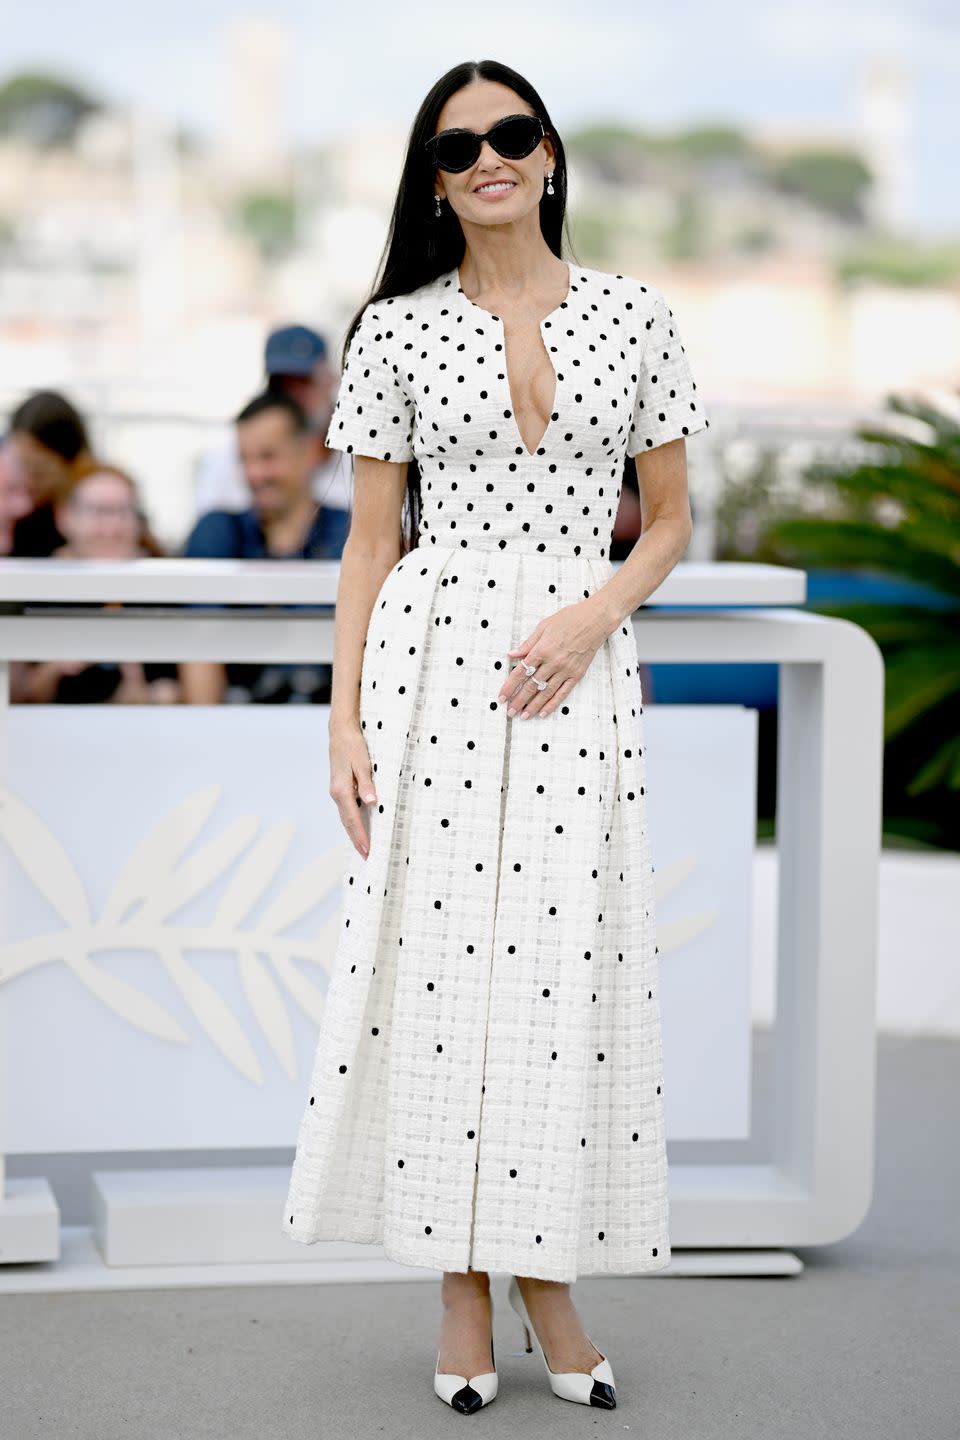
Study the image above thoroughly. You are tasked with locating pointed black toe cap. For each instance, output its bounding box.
[451,1382,484,1413]
[590,1379,617,1408]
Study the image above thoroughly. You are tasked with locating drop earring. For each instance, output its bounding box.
[545,171,555,195]
[434,193,442,217]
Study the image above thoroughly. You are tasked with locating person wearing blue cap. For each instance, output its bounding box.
[192,321,352,535]
[264,323,327,386]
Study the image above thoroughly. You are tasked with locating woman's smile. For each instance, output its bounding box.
[473,179,517,198]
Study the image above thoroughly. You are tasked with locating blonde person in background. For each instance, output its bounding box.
[10,466,179,705]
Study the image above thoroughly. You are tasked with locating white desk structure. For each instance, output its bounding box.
[0,558,883,1289]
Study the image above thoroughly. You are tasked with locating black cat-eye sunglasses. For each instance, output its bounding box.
[424,113,546,173]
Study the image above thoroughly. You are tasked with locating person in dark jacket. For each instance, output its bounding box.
[180,389,347,705]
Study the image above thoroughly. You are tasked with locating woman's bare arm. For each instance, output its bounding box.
[327,454,409,858]
[329,455,409,729]
[594,438,694,629]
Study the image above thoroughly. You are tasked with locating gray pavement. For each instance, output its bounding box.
[2,1032,957,1440]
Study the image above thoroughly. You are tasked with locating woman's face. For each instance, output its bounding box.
[0,442,33,530]
[56,471,141,558]
[432,80,555,226]
[10,430,70,502]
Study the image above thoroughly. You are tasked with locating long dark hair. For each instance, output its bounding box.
[10,389,90,463]
[338,59,577,555]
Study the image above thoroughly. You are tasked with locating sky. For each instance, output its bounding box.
[1,0,958,234]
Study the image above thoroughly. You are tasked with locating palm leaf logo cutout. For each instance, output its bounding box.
[653,854,719,950]
[0,783,348,1082]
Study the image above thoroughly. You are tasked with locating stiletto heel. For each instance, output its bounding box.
[434,1313,498,1413]
[507,1274,616,1409]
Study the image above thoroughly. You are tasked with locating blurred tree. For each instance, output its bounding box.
[0,71,100,146]
[232,190,297,262]
[565,123,652,184]
[664,186,706,261]
[767,145,873,222]
[836,237,960,287]
[668,125,755,164]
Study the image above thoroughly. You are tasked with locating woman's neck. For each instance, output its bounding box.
[457,227,565,302]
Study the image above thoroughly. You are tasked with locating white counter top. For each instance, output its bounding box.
[0,557,806,607]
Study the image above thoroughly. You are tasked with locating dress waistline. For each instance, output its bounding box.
[420,531,611,562]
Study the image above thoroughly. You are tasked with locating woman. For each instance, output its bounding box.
[283,59,708,1413]
[10,465,179,704]
[0,436,33,554]
[7,389,99,556]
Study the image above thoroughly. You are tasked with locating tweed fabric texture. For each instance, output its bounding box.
[282,263,708,1280]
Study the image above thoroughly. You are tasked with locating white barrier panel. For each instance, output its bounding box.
[0,704,756,1153]
[0,561,884,1276]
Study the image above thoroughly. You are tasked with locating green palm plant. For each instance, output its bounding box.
[757,393,960,806]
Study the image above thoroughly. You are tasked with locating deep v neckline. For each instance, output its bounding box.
[453,262,572,458]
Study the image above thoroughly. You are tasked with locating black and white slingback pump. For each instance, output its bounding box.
[507,1274,617,1408]
[433,1335,498,1414]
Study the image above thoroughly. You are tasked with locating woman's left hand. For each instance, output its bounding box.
[497,597,613,719]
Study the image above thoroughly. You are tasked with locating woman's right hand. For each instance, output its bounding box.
[329,719,378,859]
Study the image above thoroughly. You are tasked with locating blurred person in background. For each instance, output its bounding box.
[9,465,180,704]
[0,435,34,554]
[6,389,100,556]
[180,389,339,706]
[193,323,351,550]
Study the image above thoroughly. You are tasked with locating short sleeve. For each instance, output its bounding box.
[627,286,709,456]
[325,301,416,462]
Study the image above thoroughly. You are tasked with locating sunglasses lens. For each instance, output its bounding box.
[490,116,542,158]
[429,115,544,172]
[433,134,480,172]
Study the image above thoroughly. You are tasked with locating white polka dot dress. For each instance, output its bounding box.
[282,263,708,1281]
